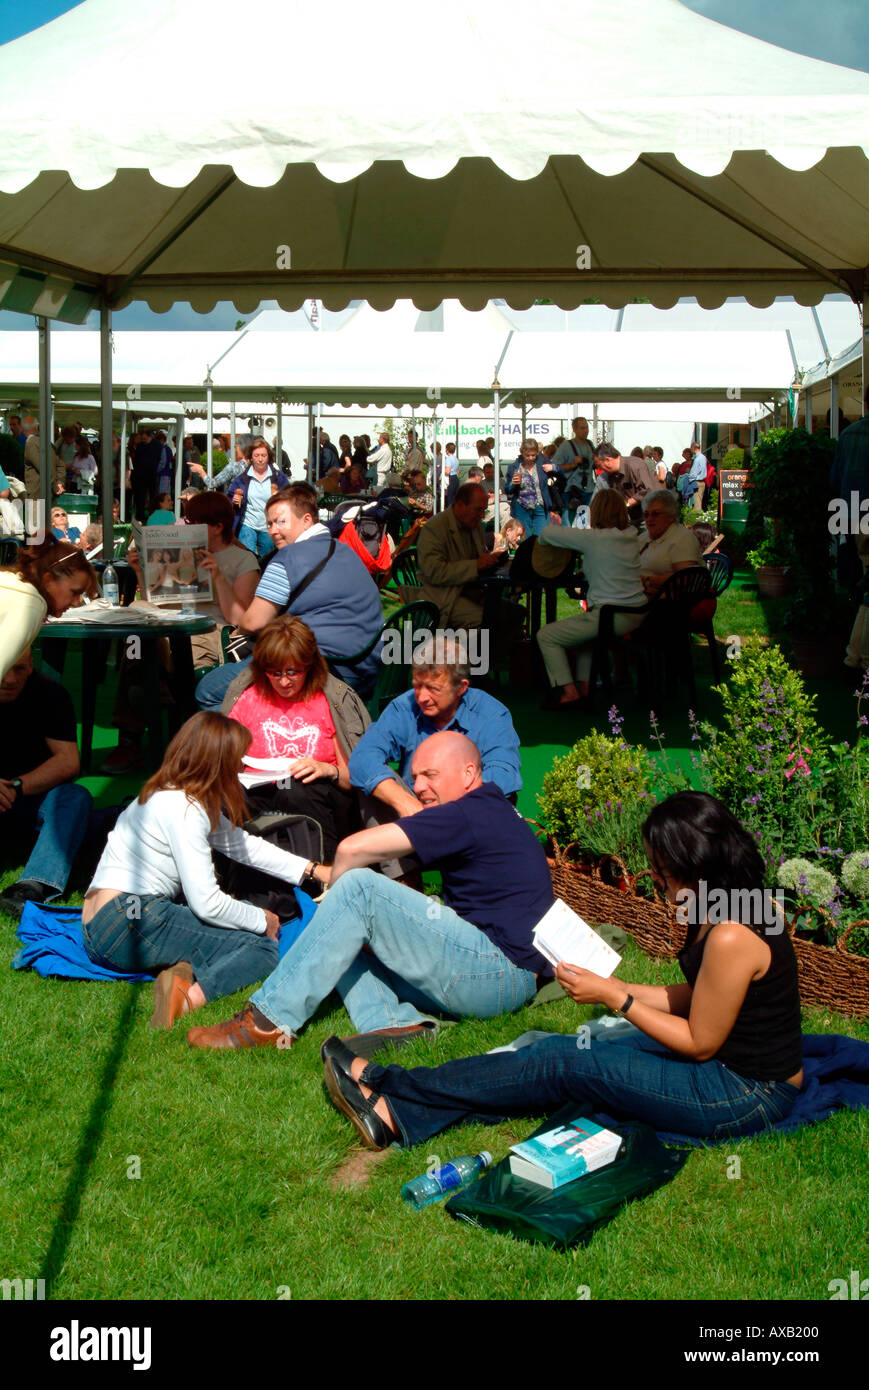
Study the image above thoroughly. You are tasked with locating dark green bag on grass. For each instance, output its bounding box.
[445,1106,689,1250]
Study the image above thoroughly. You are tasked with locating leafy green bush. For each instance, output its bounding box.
[720,446,745,469]
[537,727,654,871]
[744,427,835,630]
[696,638,829,873]
[745,519,792,570]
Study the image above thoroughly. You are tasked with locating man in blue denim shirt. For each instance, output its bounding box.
[349,633,521,820]
[0,649,92,917]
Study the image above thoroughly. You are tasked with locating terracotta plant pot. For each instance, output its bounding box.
[788,636,839,678]
[755,565,792,598]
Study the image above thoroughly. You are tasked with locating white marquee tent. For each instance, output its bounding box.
[1,0,868,318]
[2,0,867,521]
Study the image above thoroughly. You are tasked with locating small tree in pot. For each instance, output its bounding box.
[744,426,837,657]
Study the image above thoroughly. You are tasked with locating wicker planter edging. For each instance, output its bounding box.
[543,837,869,1021]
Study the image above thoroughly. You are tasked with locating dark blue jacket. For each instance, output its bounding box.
[228,462,290,533]
[508,459,564,514]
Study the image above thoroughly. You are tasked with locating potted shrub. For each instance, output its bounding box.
[745,527,793,598]
[744,427,838,667]
[534,720,683,957]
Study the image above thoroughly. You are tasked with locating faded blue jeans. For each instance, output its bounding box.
[6,784,92,894]
[251,868,538,1038]
[237,524,275,560]
[82,893,278,1001]
[510,502,550,537]
[363,1031,801,1148]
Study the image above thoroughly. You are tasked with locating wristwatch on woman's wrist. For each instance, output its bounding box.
[11,778,23,799]
[299,861,322,895]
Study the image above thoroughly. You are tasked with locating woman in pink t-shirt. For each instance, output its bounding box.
[226,615,359,857]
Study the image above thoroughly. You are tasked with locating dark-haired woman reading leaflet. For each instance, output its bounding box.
[81,712,330,1030]
[322,793,804,1150]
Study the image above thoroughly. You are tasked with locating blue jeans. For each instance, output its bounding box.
[197,655,251,708]
[251,869,538,1038]
[363,1031,801,1148]
[6,784,93,894]
[510,502,549,537]
[238,524,275,560]
[82,893,278,1002]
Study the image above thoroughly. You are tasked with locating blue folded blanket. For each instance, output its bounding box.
[12,892,318,983]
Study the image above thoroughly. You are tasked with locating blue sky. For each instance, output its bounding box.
[1,0,866,330]
[1,0,867,68]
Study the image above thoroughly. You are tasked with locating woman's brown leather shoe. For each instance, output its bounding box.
[150,962,195,1030]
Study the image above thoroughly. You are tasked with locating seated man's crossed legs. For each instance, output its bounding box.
[186,868,538,1051]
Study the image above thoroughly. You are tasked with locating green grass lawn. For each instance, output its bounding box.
[2,568,867,1301]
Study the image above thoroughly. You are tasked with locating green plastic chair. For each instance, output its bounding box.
[194,625,234,684]
[329,599,440,719]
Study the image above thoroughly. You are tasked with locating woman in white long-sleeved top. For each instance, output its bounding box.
[537,489,648,709]
[81,712,330,1030]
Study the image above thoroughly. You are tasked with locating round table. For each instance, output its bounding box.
[40,612,216,772]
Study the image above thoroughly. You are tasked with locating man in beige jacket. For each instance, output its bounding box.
[417,483,504,627]
[23,418,65,501]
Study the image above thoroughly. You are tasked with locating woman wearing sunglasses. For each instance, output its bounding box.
[223,614,364,857]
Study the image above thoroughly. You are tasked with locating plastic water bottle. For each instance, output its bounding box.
[101,562,120,606]
[401,1151,493,1209]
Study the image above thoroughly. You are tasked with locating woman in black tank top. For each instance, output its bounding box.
[321,792,804,1152]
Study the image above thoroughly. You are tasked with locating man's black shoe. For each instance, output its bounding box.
[320,1034,362,1075]
[336,1022,437,1061]
[323,1057,396,1151]
[0,879,50,921]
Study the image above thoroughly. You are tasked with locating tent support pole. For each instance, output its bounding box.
[229,404,236,476]
[856,284,862,419]
[830,375,839,438]
[100,305,113,543]
[275,392,283,475]
[315,403,320,479]
[306,406,313,483]
[174,414,184,517]
[205,376,213,479]
[119,408,127,522]
[37,315,51,538]
[493,386,502,530]
[805,387,812,434]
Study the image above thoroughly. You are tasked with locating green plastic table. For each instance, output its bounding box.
[39,611,215,772]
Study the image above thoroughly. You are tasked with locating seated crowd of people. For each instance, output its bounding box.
[1,424,800,1167]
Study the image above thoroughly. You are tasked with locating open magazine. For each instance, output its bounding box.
[131,522,212,607]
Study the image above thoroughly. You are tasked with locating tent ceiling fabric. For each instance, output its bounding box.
[0,0,867,312]
[0,327,792,410]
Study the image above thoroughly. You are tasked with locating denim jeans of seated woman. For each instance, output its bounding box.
[81,893,278,1001]
[362,1030,801,1148]
[510,502,550,538]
